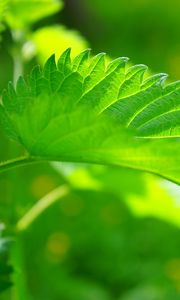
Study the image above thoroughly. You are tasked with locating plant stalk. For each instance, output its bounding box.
[0,156,36,174]
[16,185,69,231]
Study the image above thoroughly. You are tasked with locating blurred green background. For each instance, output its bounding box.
[0,0,180,299]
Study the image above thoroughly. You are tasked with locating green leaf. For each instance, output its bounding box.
[58,163,180,227]
[4,0,63,29]
[28,25,88,64]
[0,49,180,184]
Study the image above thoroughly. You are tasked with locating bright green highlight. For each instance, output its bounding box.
[3,0,63,29]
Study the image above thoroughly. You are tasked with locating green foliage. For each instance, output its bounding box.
[0,49,180,184]
[0,0,179,299]
[1,0,63,29]
[19,186,180,300]
[83,0,180,79]
[29,25,88,63]
[58,164,180,227]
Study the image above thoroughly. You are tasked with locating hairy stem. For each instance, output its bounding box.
[16,185,69,231]
[0,156,36,174]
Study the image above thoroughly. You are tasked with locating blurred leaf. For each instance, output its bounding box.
[25,25,88,63]
[19,186,180,300]
[0,49,180,184]
[4,0,63,29]
[83,0,180,78]
[120,285,164,300]
[56,163,180,227]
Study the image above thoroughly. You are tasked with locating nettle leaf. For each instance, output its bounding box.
[0,49,180,184]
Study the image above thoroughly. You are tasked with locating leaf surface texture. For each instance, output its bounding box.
[0,49,180,184]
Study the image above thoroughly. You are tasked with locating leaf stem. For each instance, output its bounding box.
[0,156,36,174]
[16,185,69,231]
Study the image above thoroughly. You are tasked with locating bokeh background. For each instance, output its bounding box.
[0,0,180,299]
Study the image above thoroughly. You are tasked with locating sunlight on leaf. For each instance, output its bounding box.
[54,163,180,227]
[0,49,179,184]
